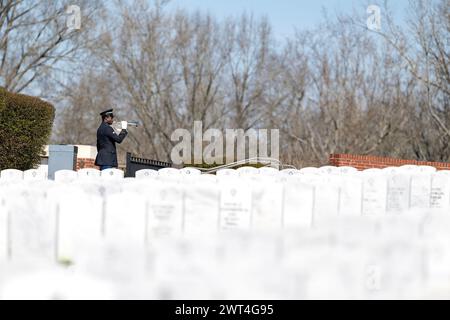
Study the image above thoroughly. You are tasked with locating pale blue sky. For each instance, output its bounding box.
[166,0,412,40]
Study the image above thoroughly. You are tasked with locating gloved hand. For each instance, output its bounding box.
[121,121,128,130]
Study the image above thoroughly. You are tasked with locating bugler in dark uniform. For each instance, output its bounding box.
[95,109,128,170]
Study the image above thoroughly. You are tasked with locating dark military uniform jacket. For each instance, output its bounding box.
[94,122,127,167]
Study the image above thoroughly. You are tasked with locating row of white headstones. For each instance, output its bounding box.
[0,165,449,259]
[0,165,449,299]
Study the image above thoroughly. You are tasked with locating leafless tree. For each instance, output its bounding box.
[0,0,104,94]
[51,0,450,167]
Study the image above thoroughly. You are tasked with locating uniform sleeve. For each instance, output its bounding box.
[105,126,128,144]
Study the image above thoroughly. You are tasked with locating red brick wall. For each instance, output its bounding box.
[76,158,98,170]
[329,154,450,171]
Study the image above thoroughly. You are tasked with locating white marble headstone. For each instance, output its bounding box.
[382,167,402,175]
[158,168,180,176]
[361,173,387,216]
[399,165,419,173]
[297,173,326,185]
[409,173,432,210]
[363,168,382,174]
[7,187,57,261]
[339,167,358,175]
[0,191,8,261]
[135,169,158,179]
[198,174,217,183]
[101,168,124,180]
[318,166,339,175]
[0,169,23,182]
[147,183,184,238]
[386,174,411,214]
[24,169,46,181]
[219,179,252,231]
[55,188,103,261]
[258,167,279,176]
[104,192,147,247]
[54,170,77,183]
[183,182,220,236]
[436,170,450,176]
[419,166,437,174]
[339,175,363,216]
[280,169,301,176]
[216,169,238,177]
[299,167,319,175]
[283,181,314,228]
[180,168,201,176]
[78,168,101,179]
[237,166,259,177]
[251,179,283,230]
[313,176,341,224]
[430,173,450,212]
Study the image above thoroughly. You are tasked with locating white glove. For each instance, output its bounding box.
[121,121,128,130]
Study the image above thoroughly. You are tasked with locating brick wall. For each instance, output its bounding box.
[329,154,450,171]
[76,158,98,170]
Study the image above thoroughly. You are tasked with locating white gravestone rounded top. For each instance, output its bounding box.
[219,180,252,231]
[382,167,402,175]
[386,174,410,214]
[101,169,124,180]
[409,173,432,210]
[297,173,326,185]
[299,167,319,175]
[250,180,283,230]
[430,174,450,212]
[158,168,180,176]
[237,166,259,176]
[147,183,184,238]
[54,170,77,183]
[135,169,158,179]
[183,182,220,236]
[399,165,419,172]
[258,167,279,176]
[283,180,314,228]
[280,169,301,176]
[0,192,7,261]
[361,173,387,216]
[104,192,147,246]
[198,174,217,183]
[419,166,437,174]
[313,179,341,224]
[318,166,339,175]
[339,167,358,175]
[216,169,238,177]
[180,168,201,176]
[55,188,103,261]
[5,186,56,261]
[363,168,382,174]
[24,169,46,181]
[78,168,100,179]
[0,169,23,181]
[339,175,363,216]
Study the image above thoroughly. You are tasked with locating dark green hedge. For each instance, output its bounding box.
[0,87,55,171]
